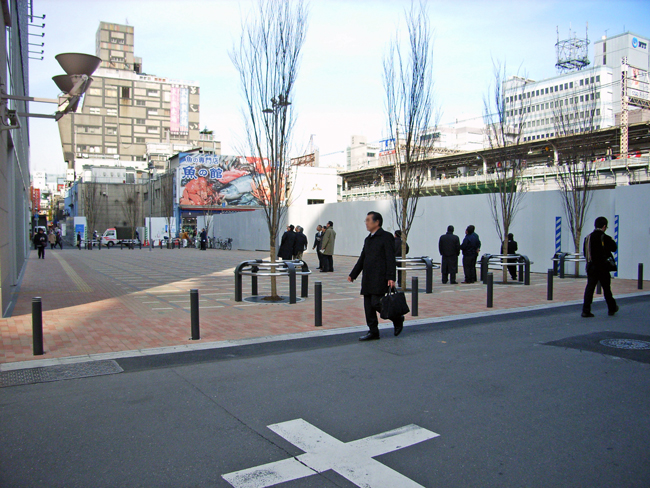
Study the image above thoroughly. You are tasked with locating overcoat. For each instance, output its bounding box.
[278,230,296,260]
[349,227,396,295]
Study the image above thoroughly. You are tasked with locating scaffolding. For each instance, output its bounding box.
[555,25,590,73]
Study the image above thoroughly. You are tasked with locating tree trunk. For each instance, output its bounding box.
[574,230,582,277]
[269,233,278,298]
[401,202,408,291]
[502,235,509,283]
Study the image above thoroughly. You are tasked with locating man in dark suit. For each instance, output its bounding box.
[313,225,324,269]
[348,211,403,341]
[507,233,518,280]
[278,225,295,260]
[582,216,618,317]
[293,226,308,260]
[438,225,461,284]
[460,225,481,283]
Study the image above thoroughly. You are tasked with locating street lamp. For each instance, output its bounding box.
[0,52,100,129]
[148,160,154,252]
[263,94,291,167]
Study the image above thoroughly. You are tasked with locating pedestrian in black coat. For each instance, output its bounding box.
[200,228,207,251]
[507,233,518,280]
[293,226,308,260]
[582,216,618,317]
[349,211,403,341]
[278,225,296,260]
[460,225,481,283]
[33,229,47,259]
[438,225,461,284]
[313,225,324,269]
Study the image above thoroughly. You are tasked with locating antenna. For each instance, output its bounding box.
[555,24,591,73]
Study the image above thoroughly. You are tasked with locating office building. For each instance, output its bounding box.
[57,22,217,175]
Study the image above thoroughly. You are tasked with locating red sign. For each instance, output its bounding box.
[31,187,40,212]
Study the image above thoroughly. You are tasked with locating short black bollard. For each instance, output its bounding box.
[596,281,602,295]
[190,289,200,340]
[639,263,644,290]
[547,269,553,300]
[120,241,123,250]
[411,276,419,317]
[487,272,494,308]
[160,240,163,249]
[32,297,43,356]
[315,281,323,327]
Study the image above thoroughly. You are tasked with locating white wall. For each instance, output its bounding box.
[207,186,650,279]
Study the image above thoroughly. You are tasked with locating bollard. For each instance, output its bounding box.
[287,262,297,304]
[411,276,419,317]
[423,257,433,294]
[487,272,493,308]
[32,297,43,356]
[315,281,323,327]
[251,265,259,296]
[559,254,566,279]
[120,241,123,250]
[596,281,602,295]
[547,269,553,300]
[190,289,200,340]
[160,240,163,249]
[639,263,644,290]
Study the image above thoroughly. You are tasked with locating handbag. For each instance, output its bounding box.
[601,235,617,272]
[380,286,410,320]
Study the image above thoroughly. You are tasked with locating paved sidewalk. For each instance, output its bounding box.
[0,247,645,364]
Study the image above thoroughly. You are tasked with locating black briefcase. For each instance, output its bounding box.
[380,287,410,320]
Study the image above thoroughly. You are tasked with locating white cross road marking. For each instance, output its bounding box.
[222,419,439,488]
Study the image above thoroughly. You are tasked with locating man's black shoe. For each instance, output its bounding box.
[450,281,458,284]
[359,332,380,341]
[581,312,595,318]
[608,305,619,316]
[394,317,404,337]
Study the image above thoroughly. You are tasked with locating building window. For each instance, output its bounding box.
[596,109,601,116]
[596,75,600,82]
[110,37,125,45]
[121,87,131,99]
[107,108,117,116]
[564,83,568,90]
[535,89,539,96]
[105,126,117,135]
[88,88,102,96]
[570,82,573,88]
[147,109,158,116]
[603,55,606,65]
[135,118,145,124]
[147,90,159,97]
[307,199,325,205]
[596,92,600,99]
[106,147,118,154]
[89,107,101,115]
[545,88,549,94]
[580,79,583,86]
[559,84,563,91]
[590,77,594,83]
[135,137,146,143]
[147,127,160,134]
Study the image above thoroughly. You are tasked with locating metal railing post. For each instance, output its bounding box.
[547,269,553,300]
[300,260,309,298]
[251,265,259,296]
[315,281,322,327]
[487,272,494,308]
[287,262,297,304]
[190,289,200,340]
[234,262,246,302]
[639,263,644,290]
[411,276,419,317]
[481,255,489,283]
[422,257,433,294]
[32,297,43,356]
[559,253,566,279]
[524,255,531,286]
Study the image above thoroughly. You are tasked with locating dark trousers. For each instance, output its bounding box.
[37,246,45,259]
[462,255,478,283]
[441,256,458,284]
[583,265,617,314]
[323,254,333,272]
[315,248,323,269]
[201,240,206,250]
[363,294,403,334]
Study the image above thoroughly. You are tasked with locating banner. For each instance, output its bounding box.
[170,86,180,133]
[177,153,269,208]
[179,87,189,133]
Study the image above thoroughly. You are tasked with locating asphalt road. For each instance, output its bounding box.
[1,296,649,488]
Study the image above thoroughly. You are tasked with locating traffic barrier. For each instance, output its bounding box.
[547,269,553,300]
[315,281,322,327]
[411,276,419,317]
[487,273,494,308]
[32,297,43,356]
[190,289,200,340]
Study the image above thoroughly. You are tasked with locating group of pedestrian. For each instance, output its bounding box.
[278,224,309,262]
[48,228,63,250]
[437,225,483,284]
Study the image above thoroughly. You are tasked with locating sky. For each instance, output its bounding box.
[28,0,650,173]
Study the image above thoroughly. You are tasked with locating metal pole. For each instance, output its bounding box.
[411,276,419,317]
[148,166,153,252]
[288,263,297,304]
[487,272,493,308]
[547,269,553,300]
[32,297,43,355]
[251,265,258,296]
[315,281,322,327]
[524,256,531,286]
[190,289,200,340]
[559,254,565,279]
[423,257,433,294]
[639,263,644,290]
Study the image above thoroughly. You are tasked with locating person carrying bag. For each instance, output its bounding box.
[582,216,618,317]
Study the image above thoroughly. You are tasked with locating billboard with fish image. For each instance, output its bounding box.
[177,153,269,208]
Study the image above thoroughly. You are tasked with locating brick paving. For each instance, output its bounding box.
[0,246,646,364]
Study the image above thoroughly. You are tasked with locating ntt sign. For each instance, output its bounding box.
[632,37,647,50]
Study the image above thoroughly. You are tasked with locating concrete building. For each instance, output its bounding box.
[504,31,649,142]
[0,0,31,317]
[346,135,381,171]
[57,21,216,175]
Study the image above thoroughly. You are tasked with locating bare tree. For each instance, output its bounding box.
[120,184,141,242]
[552,74,599,274]
[384,0,438,290]
[230,0,308,299]
[483,62,529,282]
[81,181,101,237]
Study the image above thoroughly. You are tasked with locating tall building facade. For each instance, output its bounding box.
[346,135,381,171]
[504,30,649,142]
[0,0,31,316]
[57,22,205,174]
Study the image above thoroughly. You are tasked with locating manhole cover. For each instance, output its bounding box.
[0,360,123,388]
[599,339,650,350]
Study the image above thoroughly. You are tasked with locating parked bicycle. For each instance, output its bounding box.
[216,237,233,250]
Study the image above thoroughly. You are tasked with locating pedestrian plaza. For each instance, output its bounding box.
[0,247,646,365]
